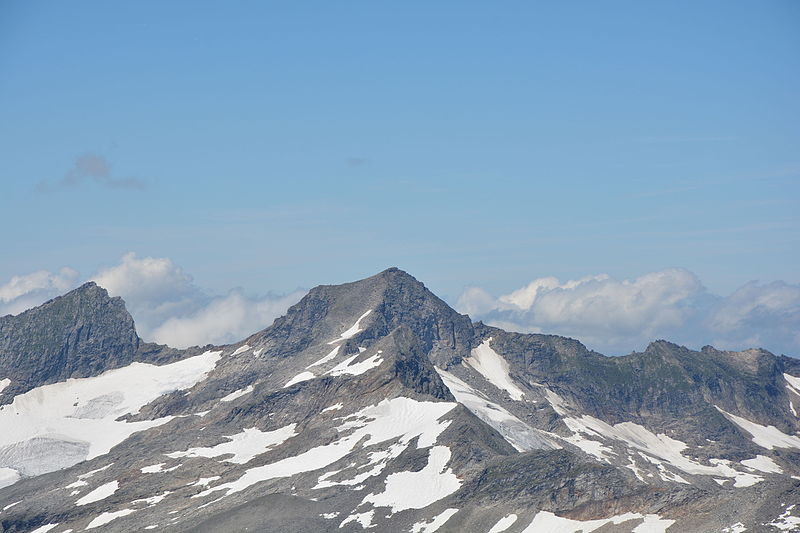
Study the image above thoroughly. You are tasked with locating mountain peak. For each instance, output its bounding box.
[0,279,141,400]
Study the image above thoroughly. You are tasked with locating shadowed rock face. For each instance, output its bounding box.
[0,268,798,533]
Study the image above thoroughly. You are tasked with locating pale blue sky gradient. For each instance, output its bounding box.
[2,1,798,305]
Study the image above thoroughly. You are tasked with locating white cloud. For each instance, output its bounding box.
[149,290,305,348]
[1,253,305,349]
[0,267,80,316]
[458,270,800,357]
[89,253,305,348]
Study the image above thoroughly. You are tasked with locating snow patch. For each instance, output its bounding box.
[465,338,525,400]
[487,514,518,533]
[340,509,375,529]
[220,385,254,403]
[193,397,456,500]
[322,403,344,413]
[722,523,747,533]
[436,368,557,451]
[29,524,59,533]
[132,491,171,506]
[141,463,165,474]
[76,480,119,506]
[328,310,372,344]
[308,346,341,368]
[167,424,297,464]
[521,511,674,533]
[717,407,800,450]
[0,378,10,394]
[86,509,135,529]
[741,455,783,474]
[362,446,461,513]
[230,344,251,356]
[284,371,315,388]
[410,508,459,533]
[767,507,800,531]
[327,352,384,377]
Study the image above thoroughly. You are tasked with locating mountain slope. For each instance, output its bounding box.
[0,268,798,532]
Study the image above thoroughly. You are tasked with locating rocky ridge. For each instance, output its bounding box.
[0,268,798,532]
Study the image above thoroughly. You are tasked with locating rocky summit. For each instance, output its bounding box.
[0,268,798,533]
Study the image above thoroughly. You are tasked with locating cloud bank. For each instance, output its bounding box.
[1,253,305,349]
[457,269,800,356]
[2,259,798,356]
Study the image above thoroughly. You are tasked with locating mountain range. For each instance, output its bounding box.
[1,268,798,532]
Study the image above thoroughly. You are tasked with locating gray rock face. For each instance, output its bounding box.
[0,268,798,533]
[0,282,185,404]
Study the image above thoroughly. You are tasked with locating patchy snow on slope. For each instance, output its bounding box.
[487,514,518,533]
[722,522,747,532]
[563,414,767,484]
[328,310,372,344]
[252,348,264,357]
[29,524,59,533]
[741,455,783,474]
[193,397,457,500]
[785,374,800,394]
[0,378,10,394]
[340,509,375,529]
[132,491,171,506]
[220,385,254,403]
[436,368,558,452]
[308,346,341,368]
[1,500,21,512]
[76,480,119,506]
[167,424,297,464]
[141,463,165,474]
[86,509,135,529]
[322,403,344,413]
[465,338,525,400]
[767,506,800,531]
[717,407,800,450]
[284,371,315,388]
[410,508,459,533]
[363,445,461,513]
[230,345,251,356]
[0,350,222,482]
[327,352,384,377]
[521,511,674,533]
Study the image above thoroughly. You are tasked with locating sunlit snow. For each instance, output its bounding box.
[193,397,456,501]
[436,368,558,451]
[85,509,135,529]
[166,424,297,464]
[717,407,800,450]
[410,508,459,533]
[220,385,254,403]
[75,480,119,506]
[284,371,315,388]
[465,338,525,400]
[327,352,384,377]
[327,310,372,344]
[741,454,783,474]
[487,514,518,533]
[0,350,221,482]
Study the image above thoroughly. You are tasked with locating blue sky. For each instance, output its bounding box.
[1,1,798,355]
